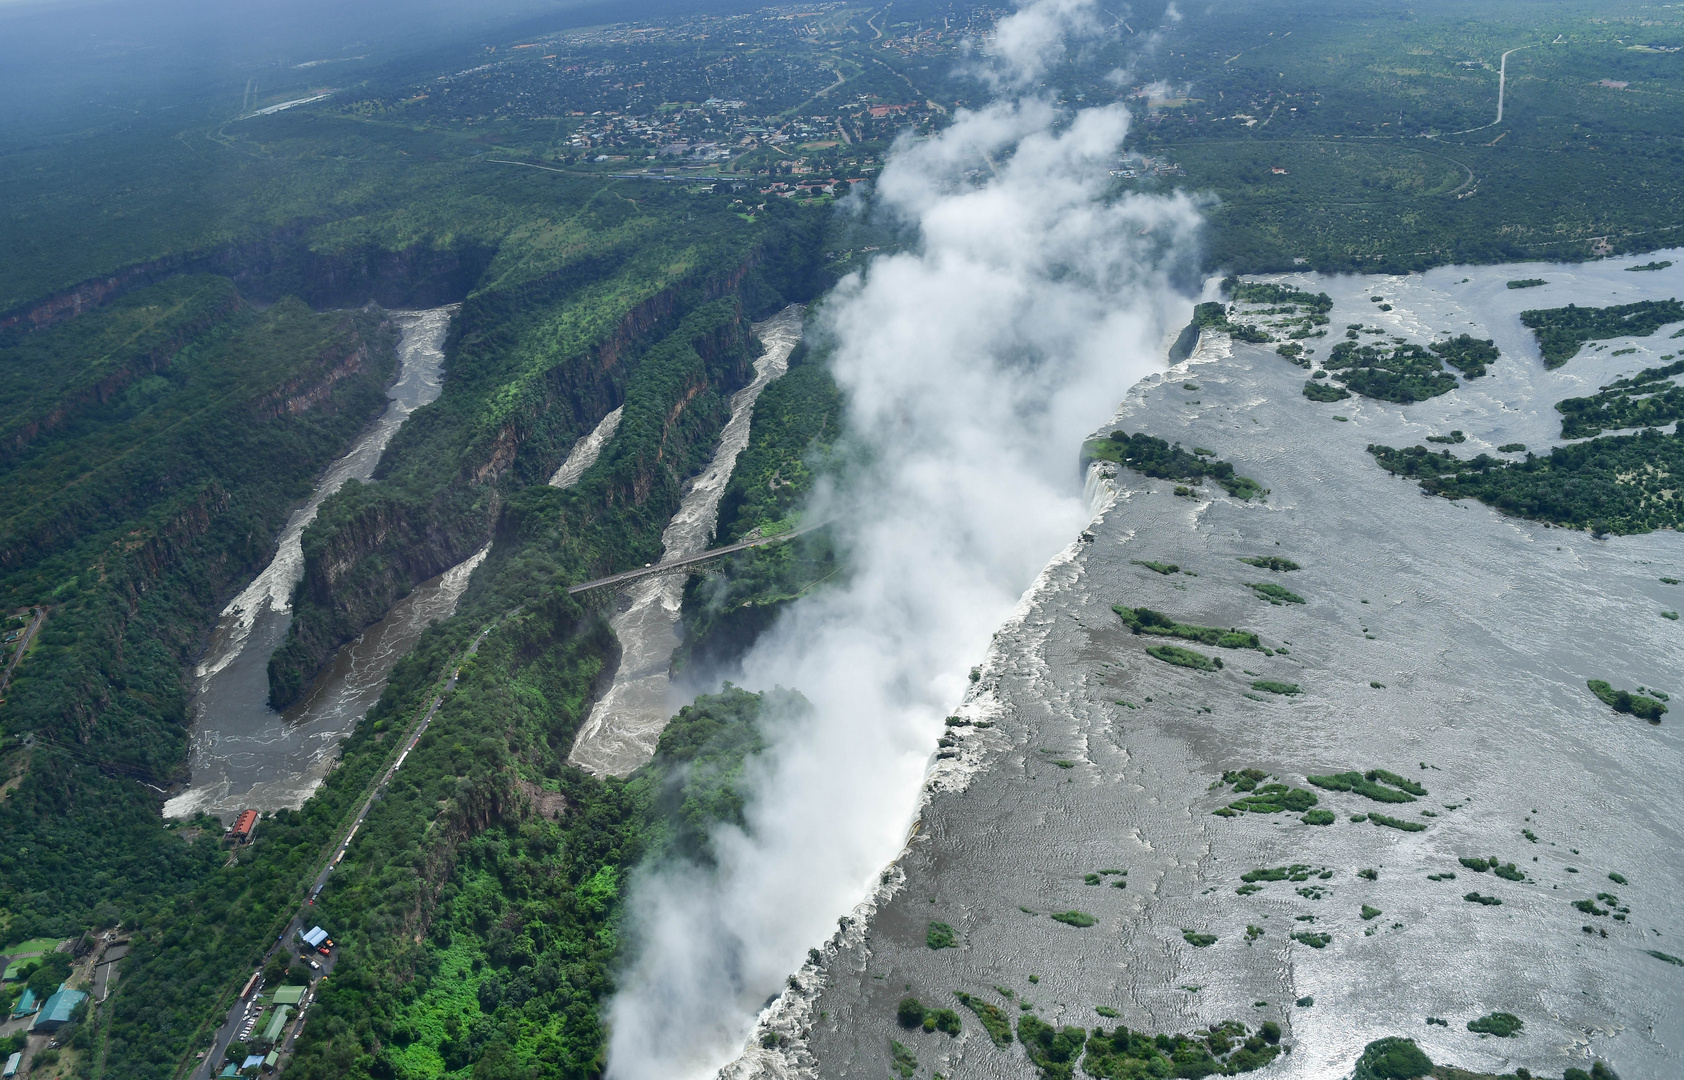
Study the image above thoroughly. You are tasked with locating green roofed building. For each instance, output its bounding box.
[9,987,37,1019]
[271,985,306,1006]
[263,1006,293,1042]
[32,986,87,1032]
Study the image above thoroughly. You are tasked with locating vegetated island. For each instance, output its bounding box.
[1508,278,1548,289]
[1556,357,1684,439]
[1316,339,1458,403]
[1083,430,1265,500]
[1368,424,1684,535]
[1351,1035,1619,1080]
[1519,298,1684,368]
[1587,679,1668,722]
[1013,1014,1284,1079]
[1113,605,1262,650]
[1225,279,1334,340]
[1626,261,1674,272]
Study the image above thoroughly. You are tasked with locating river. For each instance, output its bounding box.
[164,306,485,821]
[568,304,805,777]
[747,253,1684,1080]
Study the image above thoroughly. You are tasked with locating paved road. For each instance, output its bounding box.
[566,521,825,596]
[188,620,499,1079]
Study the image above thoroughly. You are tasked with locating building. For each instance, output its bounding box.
[9,987,37,1019]
[262,1005,292,1042]
[299,926,328,949]
[31,986,87,1032]
[230,809,258,841]
[270,985,306,1006]
[4,1050,20,1078]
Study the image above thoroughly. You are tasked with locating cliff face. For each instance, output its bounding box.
[266,251,763,710]
[0,233,493,334]
[1,281,242,468]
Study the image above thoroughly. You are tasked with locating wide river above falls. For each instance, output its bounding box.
[163,306,486,823]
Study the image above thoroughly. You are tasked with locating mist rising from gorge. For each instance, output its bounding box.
[606,1,1203,1075]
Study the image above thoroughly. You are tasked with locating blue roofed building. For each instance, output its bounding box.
[31,986,87,1032]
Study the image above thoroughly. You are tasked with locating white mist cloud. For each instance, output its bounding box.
[604,2,1202,1076]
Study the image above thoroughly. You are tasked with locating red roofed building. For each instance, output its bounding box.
[231,809,257,841]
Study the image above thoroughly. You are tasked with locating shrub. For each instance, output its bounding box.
[1302,810,1336,826]
[897,996,926,1028]
[1467,1012,1524,1037]
[1051,911,1096,927]
[1353,1037,1434,1080]
[891,1039,917,1079]
[1017,1014,1088,1078]
[1588,679,1668,722]
[1304,380,1352,402]
[1182,931,1218,947]
[1308,771,1421,803]
[926,921,957,949]
[1247,582,1305,605]
[1464,892,1502,906]
[1291,932,1331,948]
[1239,556,1299,571]
[1361,905,1382,920]
[1250,680,1301,695]
[1370,813,1426,832]
[925,1008,961,1036]
[1145,644,1222,671]
[955,992,1014,1047]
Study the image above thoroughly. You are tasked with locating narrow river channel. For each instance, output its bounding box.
[164,306,484,821]
[568,304,804,777]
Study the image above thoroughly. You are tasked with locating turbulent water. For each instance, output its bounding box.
[551,405,623,488]
[164,307,481,821]
[742,254,1684,1080]
[568,304,805,777]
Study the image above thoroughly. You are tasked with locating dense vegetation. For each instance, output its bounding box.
[1429,334,1500,378]
[269,192,832,707]
[1319,340,1458,403]
[0,281,398,942]
[1083,431,1264,500]
[285,680,789,1080]
[1587,679,1668,723]
[0,140,837,1080]
[1369,426,1684,535]
[677,342,847,675]
[1520,300,1684,368]
[1557,359,1684,439]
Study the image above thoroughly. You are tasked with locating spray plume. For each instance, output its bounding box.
[606,3,1201,1076]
